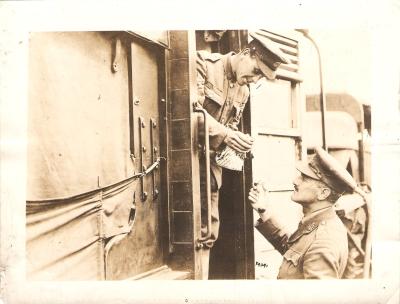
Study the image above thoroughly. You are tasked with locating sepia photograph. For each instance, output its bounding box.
[1,1,399,303]
[25,29,372,281]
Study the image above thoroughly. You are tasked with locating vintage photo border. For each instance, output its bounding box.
[1,1,399,303]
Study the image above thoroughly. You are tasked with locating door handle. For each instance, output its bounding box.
[193,104,212,247]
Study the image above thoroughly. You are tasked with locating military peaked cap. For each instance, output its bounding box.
[249,31,290,80]
[296,147,358,194]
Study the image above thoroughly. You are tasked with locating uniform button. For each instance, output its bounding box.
[221,118,225,123]
[229,82,234,88]
[321,221,326,225]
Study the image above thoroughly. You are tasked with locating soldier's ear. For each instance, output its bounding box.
[318,187,331,201]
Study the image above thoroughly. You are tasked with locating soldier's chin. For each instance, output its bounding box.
[291,192,301,203]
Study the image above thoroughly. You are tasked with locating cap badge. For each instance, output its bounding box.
[309,162,323,179]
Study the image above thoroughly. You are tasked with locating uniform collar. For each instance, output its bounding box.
[222,52,236,82]
[288,206,336,244]
[301,206,335,225]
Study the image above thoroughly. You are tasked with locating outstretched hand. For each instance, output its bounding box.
[248,181,271,221]
[224,129,254,153]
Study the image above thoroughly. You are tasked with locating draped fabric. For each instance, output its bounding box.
[27,32,135,280]
[27,32,132,201]
[26,177,137,280]
[28,31,164,280]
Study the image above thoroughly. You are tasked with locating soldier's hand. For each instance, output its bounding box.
[248,181,270,220]
[224,129,254,153]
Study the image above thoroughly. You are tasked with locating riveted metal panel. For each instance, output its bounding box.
[106,38,163,279]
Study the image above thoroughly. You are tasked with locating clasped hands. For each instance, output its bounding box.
[223,129,254,153]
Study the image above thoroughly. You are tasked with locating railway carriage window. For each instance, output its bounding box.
[250,79,293,129]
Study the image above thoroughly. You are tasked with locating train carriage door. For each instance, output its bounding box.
[105,33,170,279]
[107,31,202,280]
[249,30,306,279]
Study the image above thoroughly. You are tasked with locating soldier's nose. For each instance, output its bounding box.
[293,176,301,186]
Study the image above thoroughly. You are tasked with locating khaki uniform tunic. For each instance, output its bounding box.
[256,207,349,279]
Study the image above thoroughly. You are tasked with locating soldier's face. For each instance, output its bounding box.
[235,54,264,86]
[291,174,324,205]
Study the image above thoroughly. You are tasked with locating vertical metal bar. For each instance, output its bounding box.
[139,116,147,201]
[296,30,327,150]
[150,117,159,199]
[193,108,212,241]
[157,47,172,254]
[317,44,328,150]
[128,43,136,162]
[357,122,365,183]
[203,112,212,240]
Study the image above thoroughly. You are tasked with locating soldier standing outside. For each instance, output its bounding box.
[248,147,352,279]
[195,31,289,279]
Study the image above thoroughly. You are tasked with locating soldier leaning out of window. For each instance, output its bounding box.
[195,31,289,279]
[248,147,362,279]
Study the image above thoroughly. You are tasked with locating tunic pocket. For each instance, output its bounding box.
[283,249,302,267]
[278,249,303,279]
